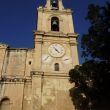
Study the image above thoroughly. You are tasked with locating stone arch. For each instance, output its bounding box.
[51,17,59,31]
[51,0,58,8]
[47,14,63,32]
[0,97,11,110]
[54,63,59,71]
[48,14,63,21]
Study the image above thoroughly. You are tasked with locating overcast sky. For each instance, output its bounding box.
[0,0,109,64]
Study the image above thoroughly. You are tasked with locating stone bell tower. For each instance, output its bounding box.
[32,0,79,110]
[33,0,79,71]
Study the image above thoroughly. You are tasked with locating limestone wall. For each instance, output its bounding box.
[0,83,24,110]
[31,72,75,110]
[42,76,74,110]
[0,46,34,110]
[0,48,33,77]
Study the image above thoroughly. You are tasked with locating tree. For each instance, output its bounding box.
[69,2,110,110]
[81,2,110,62]
[69,61,110,110]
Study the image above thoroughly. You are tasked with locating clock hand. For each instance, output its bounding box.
[44,56,49,61]
[53,47,60,53]
[64,59,69,61]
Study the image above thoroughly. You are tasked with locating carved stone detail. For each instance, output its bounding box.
[0,75,31,82]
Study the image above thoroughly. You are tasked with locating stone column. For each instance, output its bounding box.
[69,35,79,66]
[45,0,51,9]
[22,79,32,110]
[37,8,43,31]
[0,44,8,79]
[31,71,43,110]
[59,0,64,10]
[33,32,43,71]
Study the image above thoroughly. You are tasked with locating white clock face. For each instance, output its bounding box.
[62,56,72,64]
[42,54,52,64]
[48,44,65,57]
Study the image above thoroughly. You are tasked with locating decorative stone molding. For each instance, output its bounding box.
[0,75,31,83]
[0,43,8,49]
[30,71,69,78]
[38,8,72,14]
[67,33,78,38]
[31,71,44,76]
[48,14,63,22]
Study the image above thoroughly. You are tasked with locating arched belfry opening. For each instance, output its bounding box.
[54,63,59,71]
[0,98,10,110]
[51,17,59,31]
[51,0,58,9]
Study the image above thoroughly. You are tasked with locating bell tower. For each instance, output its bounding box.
[33,0,78,71]
[32,0,79,109]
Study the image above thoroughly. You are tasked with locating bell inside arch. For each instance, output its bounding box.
[52,21,57,25]
[52,0,56,4]
[51,0,58,8]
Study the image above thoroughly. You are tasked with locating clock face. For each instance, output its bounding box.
[62,56,72,64]
[42,54,52,64]
[48,44,65,57]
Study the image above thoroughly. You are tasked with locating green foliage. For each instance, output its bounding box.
[69,2,110,110]
[69,61,110,110]
[81,2,110,62]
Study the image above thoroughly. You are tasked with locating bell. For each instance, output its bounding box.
[52,21,57,25]
[52,0,56,4]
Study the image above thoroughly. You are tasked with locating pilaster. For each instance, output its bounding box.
[0,43,8,80]
[33,31,44,71]
[45,0,51,9]
[69,34,79,66]
[59,0,64,10]
[31,71,43,110]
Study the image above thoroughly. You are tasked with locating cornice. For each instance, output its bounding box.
[34,31,78,45]
[37,7,72,15]
[0,43,8,49]
[7,48,34,52]
[34,31,78,38]
[31,71,69,78]
[0,75,31,83]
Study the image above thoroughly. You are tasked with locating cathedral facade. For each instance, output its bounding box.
[0,0,79,110]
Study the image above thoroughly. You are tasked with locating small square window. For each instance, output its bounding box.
[29,61,31,65]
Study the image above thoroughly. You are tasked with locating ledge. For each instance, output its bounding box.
[31,70,70,78]
[0,43,9,49]
[37,7,72,14]
[0,75,31,83]
[34,31,78,38]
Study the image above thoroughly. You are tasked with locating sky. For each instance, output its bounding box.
[0,0,109,64]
